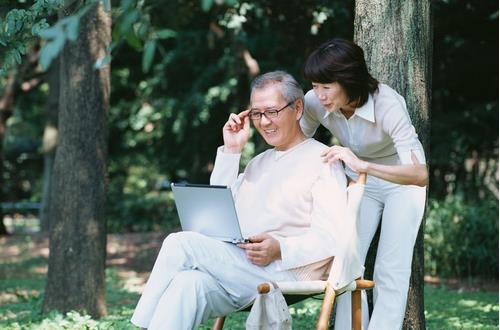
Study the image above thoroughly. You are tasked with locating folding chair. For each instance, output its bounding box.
[212,173,374,330]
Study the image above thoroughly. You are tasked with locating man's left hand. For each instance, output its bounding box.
[238,234,281,266]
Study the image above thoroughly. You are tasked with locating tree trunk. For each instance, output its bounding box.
[42,1,111,318]
[354,1,432,329]
[39,56,60,232]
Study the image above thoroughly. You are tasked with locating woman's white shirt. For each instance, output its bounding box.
[301,84,426,166]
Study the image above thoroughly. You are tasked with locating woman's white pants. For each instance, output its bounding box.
[334,174,426,330]
[130,231,297,330]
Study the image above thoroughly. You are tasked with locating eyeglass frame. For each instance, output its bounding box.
[248,100,295,121]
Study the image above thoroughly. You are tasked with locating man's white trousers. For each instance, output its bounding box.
[131,231,297,330]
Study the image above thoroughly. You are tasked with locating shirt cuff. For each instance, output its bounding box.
[397,147,426,165]
[210,146,241,186]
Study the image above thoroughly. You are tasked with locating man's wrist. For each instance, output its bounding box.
[361,160,370,173]
[223,145,243,154]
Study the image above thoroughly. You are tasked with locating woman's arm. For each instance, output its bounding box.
[322,146,428,187]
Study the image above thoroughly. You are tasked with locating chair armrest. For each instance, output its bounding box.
[257,283,271,294]
[257,280,327,295]
[357,173,367,185]
[355,279,374,290]
[277,280,327,295]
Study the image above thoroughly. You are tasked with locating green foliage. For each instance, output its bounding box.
[425,196,499,278]
[38,9,87,69]
[107,0,353,192]
[106,159,180,232]
[0,0,118,73]
[0,0,63,75]
[2,92,45,202]
[112,0,178,73]
[430,0,498,201]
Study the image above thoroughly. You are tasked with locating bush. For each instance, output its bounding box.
[106,165,180,233]
[424,196,499,279]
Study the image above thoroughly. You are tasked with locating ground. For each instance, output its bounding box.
[0,232,498,329]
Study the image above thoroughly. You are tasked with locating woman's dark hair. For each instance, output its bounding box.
[304,38,379,107]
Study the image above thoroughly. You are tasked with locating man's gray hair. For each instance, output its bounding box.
[250,71,304,107]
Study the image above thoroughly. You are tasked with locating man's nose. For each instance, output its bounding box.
[260,114,272,125]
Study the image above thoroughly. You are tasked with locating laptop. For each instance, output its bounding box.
[171,183,249,244]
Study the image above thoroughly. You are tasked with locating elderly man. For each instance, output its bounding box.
[131,71,360,329]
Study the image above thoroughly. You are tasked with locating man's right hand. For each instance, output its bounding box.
[222,109,251,154]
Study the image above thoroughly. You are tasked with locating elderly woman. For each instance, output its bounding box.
[301,38,428,330]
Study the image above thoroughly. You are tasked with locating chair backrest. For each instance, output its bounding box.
[327,173,366,290]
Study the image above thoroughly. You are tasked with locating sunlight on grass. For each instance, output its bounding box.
[425,286,499,330]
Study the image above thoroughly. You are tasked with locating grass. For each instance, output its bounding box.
[425,286,499,330]
[0,234,498,329]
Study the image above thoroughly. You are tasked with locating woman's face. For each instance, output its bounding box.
[312,82,351,113]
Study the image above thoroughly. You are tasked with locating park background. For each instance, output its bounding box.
[0,0,498,329]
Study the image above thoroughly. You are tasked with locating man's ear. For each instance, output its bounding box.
[294,99,304,120]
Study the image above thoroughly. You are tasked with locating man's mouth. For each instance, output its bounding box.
[264,129,277,134]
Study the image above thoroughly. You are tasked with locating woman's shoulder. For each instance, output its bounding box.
[374,84,408,114]
[374,84,413,131]
[375,84,404,102]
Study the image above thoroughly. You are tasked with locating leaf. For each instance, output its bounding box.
[119,9,140,34]
[31,18,50,36]
[201,0,213,12]
[12,49,22,64]
[125,32,142,50]
[39,34,65,69]
[65,16,80,41]
[120,0,134,10]
[6,9,26,36]
[154,29,177,39]
[94,55,112,69]
[17,44,26,54]
[101,0,111,11]
[38,25,62,40]
[142,40,156,73]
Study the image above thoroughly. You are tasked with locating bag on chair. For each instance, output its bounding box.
[245,285,292,330]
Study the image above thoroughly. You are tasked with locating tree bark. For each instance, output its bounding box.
[42,1,110,318]
[354,1,432,329]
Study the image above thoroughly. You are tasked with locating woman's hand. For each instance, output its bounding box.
[222,109,251,154]
[321,145,368,173]
[238,233,281,266]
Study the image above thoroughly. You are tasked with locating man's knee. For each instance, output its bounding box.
[162,231,203,249]
[170,270,218,295]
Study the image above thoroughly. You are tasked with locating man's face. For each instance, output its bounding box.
[249,84,302,151]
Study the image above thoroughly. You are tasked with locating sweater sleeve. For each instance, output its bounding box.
[300,90,322,138]
[210,146,244,194]
[274,163,348,270]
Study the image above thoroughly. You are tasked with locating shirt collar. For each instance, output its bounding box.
[354,93,375,122]
[322,94,375,123]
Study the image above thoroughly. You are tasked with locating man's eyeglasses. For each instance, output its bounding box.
[248,101,294,120]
